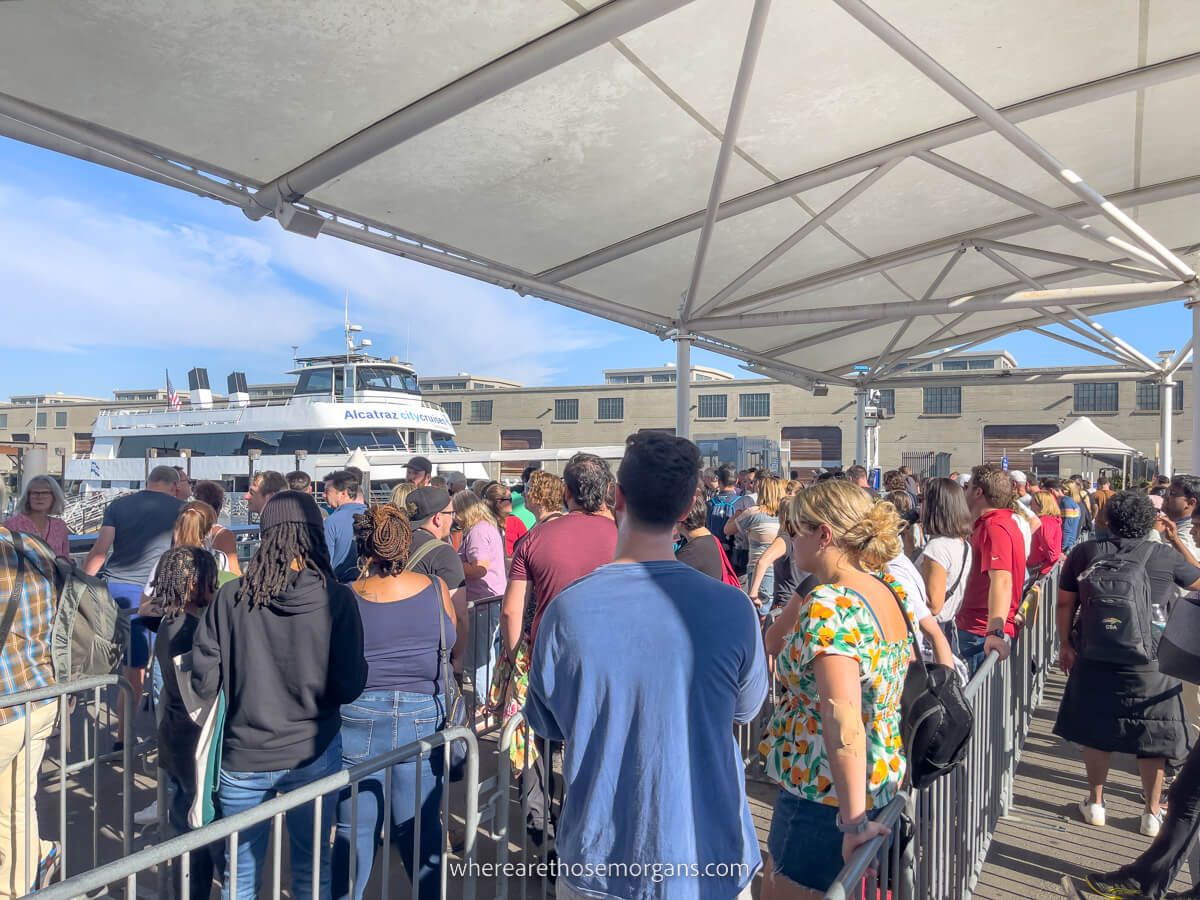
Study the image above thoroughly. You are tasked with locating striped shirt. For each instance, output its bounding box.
[0,528,57,725]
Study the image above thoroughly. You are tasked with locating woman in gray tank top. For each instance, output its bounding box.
[332,505,457,900]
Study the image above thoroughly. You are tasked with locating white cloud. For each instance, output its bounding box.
[0,180,615,385]
[261,224,617,385]
[0,188,327,352]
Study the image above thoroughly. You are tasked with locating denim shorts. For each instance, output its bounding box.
[767,790,882,891]
[108,581,151,668]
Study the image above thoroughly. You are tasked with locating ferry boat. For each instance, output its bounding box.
[65,326,623,491]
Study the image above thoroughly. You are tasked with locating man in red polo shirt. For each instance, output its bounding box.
[956,464,1027,673]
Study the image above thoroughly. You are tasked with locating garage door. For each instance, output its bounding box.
[500,429,542,478]
[982,425,1059,476]
[781,426,842,479]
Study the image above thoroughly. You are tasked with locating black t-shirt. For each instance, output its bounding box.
[675,533,725,582]
[408,529,466,591]
[1061,538,1200,609]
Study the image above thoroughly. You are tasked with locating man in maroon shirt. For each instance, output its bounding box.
[498,451,617,847]
[956,464,1027,674]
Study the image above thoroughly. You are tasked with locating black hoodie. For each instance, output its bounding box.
[191,568,367,772]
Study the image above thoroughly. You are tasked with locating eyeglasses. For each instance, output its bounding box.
[28,491,54,498]
[498,495,512,502]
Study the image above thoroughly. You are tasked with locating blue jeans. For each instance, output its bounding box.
[957,629,988,675]
[332,691,444,900]
[217,735,343,900]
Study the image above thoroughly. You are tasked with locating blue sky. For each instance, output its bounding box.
[0,136,1191,400]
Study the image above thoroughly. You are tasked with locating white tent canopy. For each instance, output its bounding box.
[1020,416,1137,458]
[1,0,1198,460]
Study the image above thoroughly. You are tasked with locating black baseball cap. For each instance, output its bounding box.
[406,456,433,475]
[404,487,451,525]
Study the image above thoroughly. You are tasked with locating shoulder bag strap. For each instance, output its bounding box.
[433,578,453,713]
[944,540,970,600]
[403,536,444,573]
[872,573,929,677]
[1,534,28,651]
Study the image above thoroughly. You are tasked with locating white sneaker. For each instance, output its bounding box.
[133,800,158,826]
[1140,809,1164,837]
[1078,799,1106,827]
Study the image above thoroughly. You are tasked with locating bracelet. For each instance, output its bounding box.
[836,812,869,835]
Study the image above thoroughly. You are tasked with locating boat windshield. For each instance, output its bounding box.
[356,366,420,394]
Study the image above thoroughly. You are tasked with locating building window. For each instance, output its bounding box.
[1136,381,1184,412]
[55,411,68,428]
[739,393,771,418]
[968,358,995,369]
[698,394,727,419]
[876,389,895,416]
[651,373,675,383]
[554,399,579,422]
[597,397,624,421]
[442,401,462,423]
[0,414,6,428]
[1075,382,1119,413]
[35,412,47,429]
[941,360,969,371]
[469,400,493,423]
[923,386,961,415]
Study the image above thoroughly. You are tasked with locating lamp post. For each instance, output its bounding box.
[294,448,308,476]
[144,447,158,486]
[247,449,262,524]
[179,448,192,484]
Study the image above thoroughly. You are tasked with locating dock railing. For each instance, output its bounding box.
[826,563,1060,900]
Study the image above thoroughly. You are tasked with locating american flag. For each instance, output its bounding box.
[166,371,182,411]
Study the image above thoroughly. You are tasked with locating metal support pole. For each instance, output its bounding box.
[1193,302,1200,474]
[675,335,692,440]
[680,0,772,321]
[855,389,869,467]
[1161,377,1175,478]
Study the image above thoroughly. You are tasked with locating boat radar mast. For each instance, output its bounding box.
[344,300,372,361]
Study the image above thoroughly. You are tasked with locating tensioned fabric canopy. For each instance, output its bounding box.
[1021,417,1137,458]
[1,0,1199,392]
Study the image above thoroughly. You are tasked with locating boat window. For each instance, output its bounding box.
[294,368,334,396]
[356,366,420,394]
[341,429,407,450]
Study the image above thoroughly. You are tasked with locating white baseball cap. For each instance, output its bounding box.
[1010,470,1028,484]
[955,473,971,487]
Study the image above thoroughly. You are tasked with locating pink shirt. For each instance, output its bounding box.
[459,521,507,602]
[4,514,71,558]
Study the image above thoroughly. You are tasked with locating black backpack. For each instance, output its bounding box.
[1075,540,1157,666]
[877,576,973,789]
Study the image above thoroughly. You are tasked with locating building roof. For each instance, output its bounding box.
[0,2,1196,390]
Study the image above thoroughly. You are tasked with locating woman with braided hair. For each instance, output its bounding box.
[332,503,456,900]
[191,491,366,900]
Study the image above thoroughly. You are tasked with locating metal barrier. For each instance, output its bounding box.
[824,564,1061,899]
[488,710,560,900]
[0,675,134,890]
[36,725,481,900]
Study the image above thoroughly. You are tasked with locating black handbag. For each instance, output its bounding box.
[432,583,468,782]
[876,576,974,789]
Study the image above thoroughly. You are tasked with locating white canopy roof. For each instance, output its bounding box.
[1,0,1198,389]
[1021,416,1137,457]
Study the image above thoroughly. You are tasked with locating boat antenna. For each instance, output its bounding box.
[343,290,367,359]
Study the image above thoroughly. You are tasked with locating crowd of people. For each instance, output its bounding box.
[4,449,1200,898]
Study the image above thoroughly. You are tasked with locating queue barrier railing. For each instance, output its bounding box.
[34,725,482,900]
[825,563,1061,900]
[0,674,134,891]
[466,595,505,737]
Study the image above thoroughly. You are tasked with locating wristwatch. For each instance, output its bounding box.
[836,812,870,835]
[986,628,1006,639]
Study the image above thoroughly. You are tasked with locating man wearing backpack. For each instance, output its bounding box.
[0,527,61,896]
[707,464,743,573]
[83,465,183,747]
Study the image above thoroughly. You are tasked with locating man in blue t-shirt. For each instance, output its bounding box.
[322,469,367,582]
[526,433,768,900]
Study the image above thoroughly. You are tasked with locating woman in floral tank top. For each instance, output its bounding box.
[759,480,915,898]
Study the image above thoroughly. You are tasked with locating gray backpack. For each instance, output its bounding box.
[17,534,128,680]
